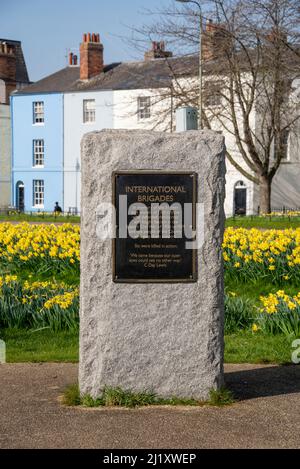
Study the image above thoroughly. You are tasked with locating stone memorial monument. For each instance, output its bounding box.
[79,129,226,399]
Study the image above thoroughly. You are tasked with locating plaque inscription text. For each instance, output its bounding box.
[113,171,197,283]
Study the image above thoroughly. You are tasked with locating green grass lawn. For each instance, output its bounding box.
[1,329,79,362]
[225,332,292,364]
[1,214,299,229]
[0,214,80,224]
[0,328,294,365]
[225,277,300,303]
[0,267,80,286]
[226,216,300,229]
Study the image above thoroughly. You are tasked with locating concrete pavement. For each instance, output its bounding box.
[0,363,299,448]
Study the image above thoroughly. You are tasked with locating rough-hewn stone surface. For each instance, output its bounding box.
[79,129,226,399]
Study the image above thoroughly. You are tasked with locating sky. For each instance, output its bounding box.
[0,0,172,82]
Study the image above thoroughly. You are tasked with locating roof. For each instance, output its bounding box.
[0,39,29,84]
[15,66,80,94]
[14,55,199,96]
[12,41,300,97]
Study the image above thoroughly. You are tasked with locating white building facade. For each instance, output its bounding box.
[63,80,300,216]
[63,90,113,212]
[12,34,300,216]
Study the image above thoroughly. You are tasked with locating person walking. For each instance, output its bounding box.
[54,202,62,215]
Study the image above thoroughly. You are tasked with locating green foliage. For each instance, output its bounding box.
[63,384,81,406]
[0,223,80,276]
[62,385,234,408]
[209,387,234,406]
[224,331,292,364]
[0,328,294,365]
[0,276,79,331]
[98,387,157,408]
[0,329,79,362]
[258,294,300,338]
[226,216,300,230]
[224,293,255,333]
[223,227,300,285]
[225,277,300,301]
[0,214,80,223]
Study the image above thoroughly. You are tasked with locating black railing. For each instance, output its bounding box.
[0,208,80,220]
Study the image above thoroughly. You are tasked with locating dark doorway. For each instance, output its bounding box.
[16,182,25,212]
[234,186,247,215]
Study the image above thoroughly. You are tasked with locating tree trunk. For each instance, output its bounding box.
[259,175,272,214]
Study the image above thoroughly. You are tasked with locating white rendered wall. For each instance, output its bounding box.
[173,75,258,216]
[63,74,300,215]
[63,90,113,212]
[113,89,173,132]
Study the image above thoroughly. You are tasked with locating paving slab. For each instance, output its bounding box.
[0,363,299,448]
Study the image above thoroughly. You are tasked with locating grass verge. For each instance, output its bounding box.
[226,216,300,230]
[225,331,292,364]
[225,277,300,303]
[0,328,293,365]
[62,384,234,408]
[0,214,80,224]
[0,328,79,362]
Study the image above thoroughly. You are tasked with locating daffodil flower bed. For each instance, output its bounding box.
[0,275,79,331]
[1,223,300,336]
[223,227,300,283]
[1,223,300,284]
[0,222,80,274]
[255,290,300,337]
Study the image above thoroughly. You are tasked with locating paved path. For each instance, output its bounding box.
[0,363,299,448]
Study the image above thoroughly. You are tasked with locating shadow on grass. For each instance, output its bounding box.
[225,364,300,401]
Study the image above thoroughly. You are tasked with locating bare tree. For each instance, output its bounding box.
[129,0,300,213]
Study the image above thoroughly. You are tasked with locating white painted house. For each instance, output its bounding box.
[64,90,113,212]
[12,33,300,215]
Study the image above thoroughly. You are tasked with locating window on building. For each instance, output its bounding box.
[280,130,289,160]
[33,180,44,207]
[83,99,96,123]
[33,101,44,124]
[137,96,151,119]
[204,82,223,108]
[33,139,44,167]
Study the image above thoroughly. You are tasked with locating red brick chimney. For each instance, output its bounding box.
[202,20,230,61]
[0,42,17,102]
[144,41,173,61]
[80,33,103,80]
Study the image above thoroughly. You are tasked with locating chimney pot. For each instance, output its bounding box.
[144,40,172,60]
[73,55,78,65]
[69,52,73,65]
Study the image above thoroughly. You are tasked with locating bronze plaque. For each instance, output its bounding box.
[113,171,197,283]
